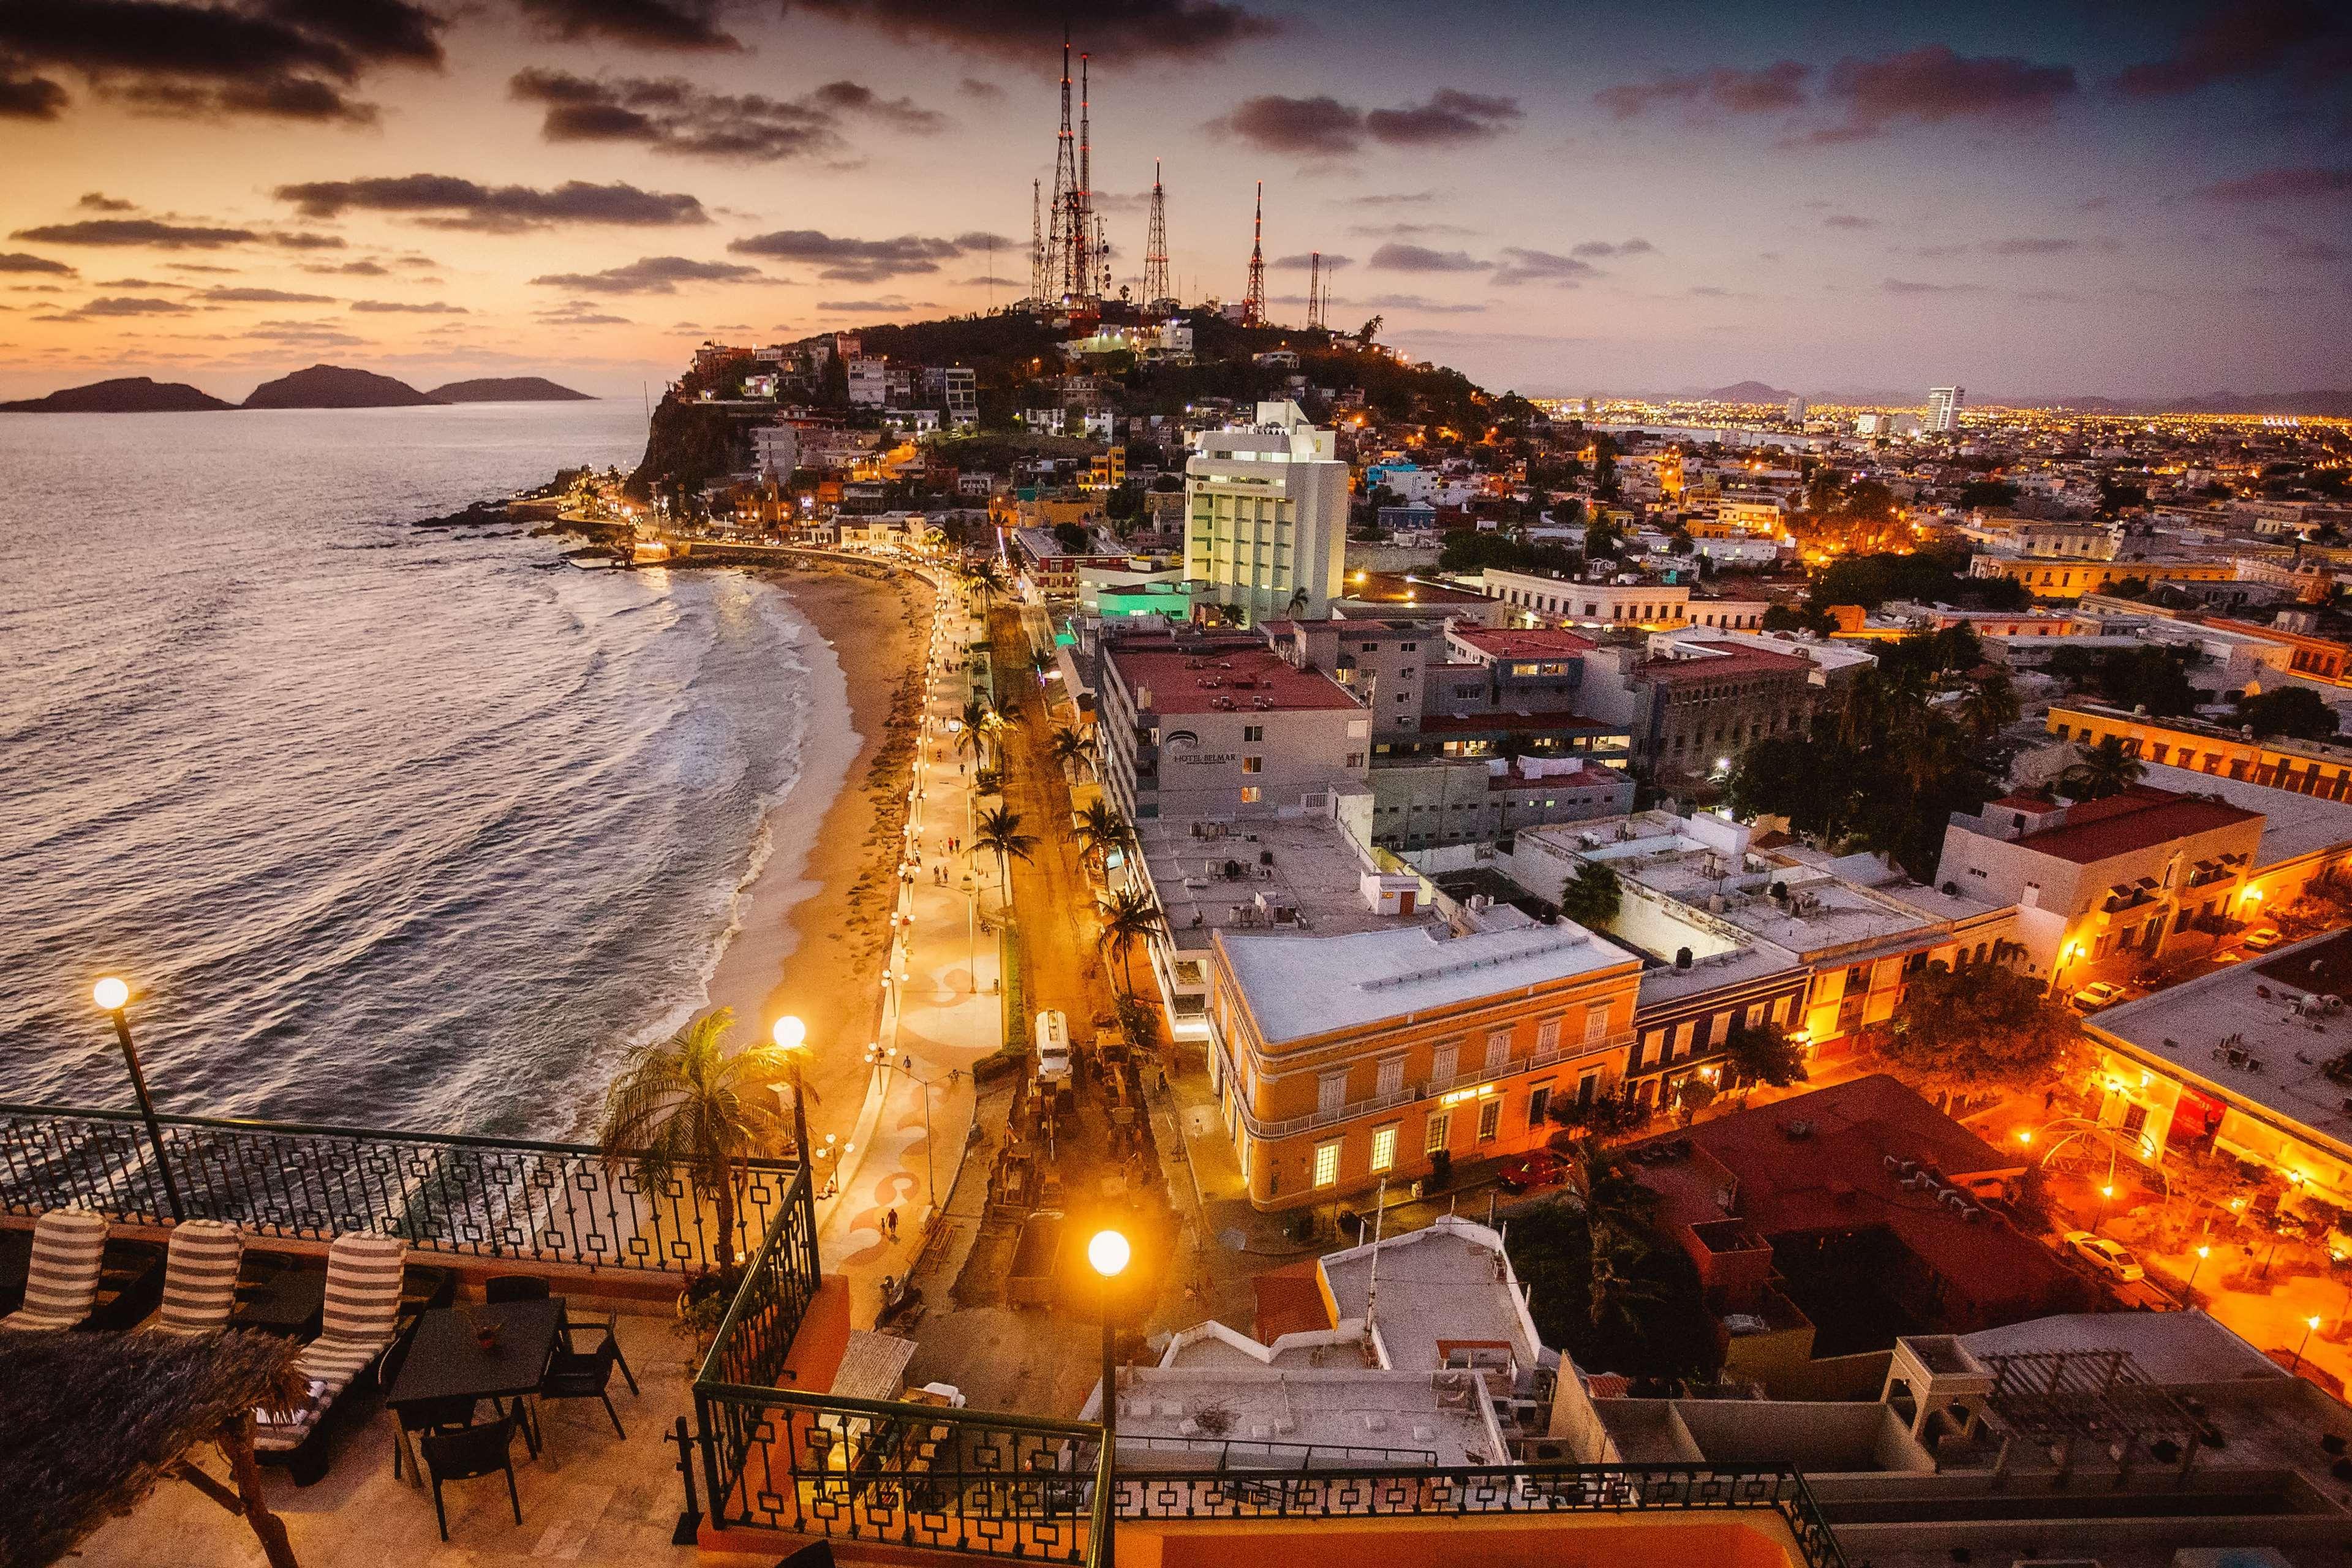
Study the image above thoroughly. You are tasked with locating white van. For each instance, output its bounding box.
[1035,1009,1071,1086]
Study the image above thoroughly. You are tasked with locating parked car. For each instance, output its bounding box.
[2062,1230,2146,1283]
[1034,1009,1071,1087]
[2069,981,2127,1012]
[2242,927,2283,952]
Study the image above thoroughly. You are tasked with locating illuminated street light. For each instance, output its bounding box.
[1088,1226,1130,1568]
[772,1016,812,1160]
[90,978,184,1221]
[2187,1243,2211,1293]
[2293,1314,2321,1374]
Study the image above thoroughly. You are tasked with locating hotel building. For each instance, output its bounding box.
[1182,401,1349,622]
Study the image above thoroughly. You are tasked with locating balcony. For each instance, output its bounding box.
[1227,1032,1634,1142]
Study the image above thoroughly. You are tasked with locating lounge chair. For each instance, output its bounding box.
[151,1219,244,1335]
[254,1232,409,1480]
[0,1208,108,1331]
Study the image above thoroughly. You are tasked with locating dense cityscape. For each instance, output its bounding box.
[6,2,2352,1568]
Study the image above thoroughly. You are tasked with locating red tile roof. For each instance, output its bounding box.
[2011,785,2261,865]
[1450,627,1599,660]
[1635,643,1812,682]
[1113,646,1363,716]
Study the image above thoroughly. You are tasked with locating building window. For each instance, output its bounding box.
[1584,1004,1609,1044]
[1243,725,1264,742]
[1377,1056,1404,1097]
[1672,1021,1694,1059]
[1313,1140,1341,1189]
[1536,1018,1561,1052]
[1485,1030,1511,1072]
[1477,1098,1502,1142]
[1431,1042,1457,1085]
[1241,756,1263,774]
[1527,1085,1550,1126]
[1370,1125,1398,1174]
[1318,1072,1348,1114]
[1425,1112,1450,1154]
[1240,786,1262,804]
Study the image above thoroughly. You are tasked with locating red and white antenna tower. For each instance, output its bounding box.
[1142,159,1170,309]
[1242,181,1266,326]
[1306,251,1321,331]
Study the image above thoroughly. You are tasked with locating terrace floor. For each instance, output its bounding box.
[75,1308,778,1568]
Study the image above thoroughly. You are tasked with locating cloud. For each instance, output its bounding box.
[1367,242,1485,273]
[728,228,1003,282]
[538,300,633,325]
[36,294,194,320]
[514,0,740,50]
[268,231,345,250]
[1213,89,1520,155]
[508,69,941,161]
[1984,236,2077,255]
[1570,238,1654,257]
[164,262,236,273]
[0,251,74,274]
[0,67,68,118]
[1823,214,1876,230]
[529,255,766,293]
[201,285,335,303]
[1350,221,1474,238]
[1688,286,1730,298]
[1489,247,1597,285]
[780,1,1276,60]
[2116,0,2348,97]
[98,276,180,288]
[1350,293,1486,314]
[0,0,447,124]
[2256,222,2349,262]
[957,77,1002,100]
[1595,61,1810,119]
[247,317,367,347]
[10,218,255,247]
[1272,252,1352,270]
[1811,46,2076,142]
[1882,278,1992,295]
[76,191,134,211]
[2199,164,2352,201]
[305,258,389,275]
[1346,191,1434,206]
[274,175,708,231]
[814,296,934,313]
[350,298,466,312]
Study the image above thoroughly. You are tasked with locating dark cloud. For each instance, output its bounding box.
[2256,222,2349,262]
[2199,164,2352,200]
[1214,89,1520,155]
[305,259,389,275]
[98,276,180,287]
[1346,191,1434,206]
[1984,236,2076,255]
[514,0,739,50]
[1594,62,1809,120]
[1822,214,1877,230]
[274,174,709,231]
[1349,221,1474,238]
[247,318,366,346]
[36,294,194,319]
[529,255,766,293]
[268,231,345,250]
[815,296,935,313]
[0,251,75,274]
[538,300,633,325]
[1349,293,1485,314]
[1571,238,1654,257]
[77,192,134,211]
[782,1,1275,61]
[1272,252,1352,270]
[350,298,466,312]
[1363,90,1520,145]
[2116,0,2348,97]
[509,69,941,162]
[164,262,236,273]
[728,228,1005,282]
[10,218,256,247]
[0,66,68,118]
[0,0,447,124]
[957,77,1003,100]
[1882,278,1992,295]
[1368,243,1485,273]
[1488,247,1596,285]
[1812,46,2076,142]
[202,285,334,302]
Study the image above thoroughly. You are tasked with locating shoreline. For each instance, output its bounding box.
[698,562,933,1152]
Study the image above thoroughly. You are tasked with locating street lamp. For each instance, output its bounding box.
[91,978,184,1221]
[2293,1314,2321,1374]
[2188,1243,2211,1294]
[772,1016,812,1164]
[1088,1227,1129,1568]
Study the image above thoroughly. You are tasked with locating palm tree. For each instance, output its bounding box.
[1030,648,1055,682]
[957,699,998,767]
[1072,799,1132,875]
[1050,726,1091,779]
[1955,674,2022,742]
[967,559,1008,617]
[596,1008,799,1273]
[973,805,1038,910]
[1095,886,1164,1001]
[2060,736,2144,801]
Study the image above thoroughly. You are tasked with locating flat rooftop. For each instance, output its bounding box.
[1219,920,1638,1045]
[1139,813,1431,959]
[1112,644,1363,717]
[1449,626,1599,660]
[1102,1366,1508,1469]
[1635,641,1814,682]
[1320,1217,1540,1374]
[2003,784,2263,865]
[2137,760,2352,870]
[2089,927,2352,1156]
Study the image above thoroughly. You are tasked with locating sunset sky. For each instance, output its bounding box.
[1,0,2348,402]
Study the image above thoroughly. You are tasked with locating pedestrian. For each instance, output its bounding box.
[886,1207,900,1242]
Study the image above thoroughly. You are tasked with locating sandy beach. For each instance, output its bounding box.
[699,561,933,1153]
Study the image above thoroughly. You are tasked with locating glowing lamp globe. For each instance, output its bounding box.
[92,978,130,1012]
[772,1016,807,1051]
[1088,1229,1130,1279]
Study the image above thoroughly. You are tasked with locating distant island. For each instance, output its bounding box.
[243,364,441,410]
[0,376,235,413]
[428,377,592,403]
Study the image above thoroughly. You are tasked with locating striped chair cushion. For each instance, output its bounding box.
[0,1208,108,1332]
[155,1219,244,1335]
[318,1231,407,1344]
[252,1378,334,1453]
[291,1333,388,1392]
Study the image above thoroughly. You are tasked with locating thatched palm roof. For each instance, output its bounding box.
[0,1328,303,1568]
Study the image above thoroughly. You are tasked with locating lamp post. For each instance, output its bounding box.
[2187,1243,2211,1294]
[772,1016,812,1166]
[2292,1314,2321,1374]
[1088,1227,1129,1568]
[92,978,184,1221]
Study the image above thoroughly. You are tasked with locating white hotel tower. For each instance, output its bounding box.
[1183,400,1349,623]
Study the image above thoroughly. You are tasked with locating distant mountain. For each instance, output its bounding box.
[242,364,440,410]
[428,376,593,403]
[1698,380,1797,404]
[1,375,233,413]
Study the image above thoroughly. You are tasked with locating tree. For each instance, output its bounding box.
[1957,478,2019,510]
[1050,725,1091,778]
[2236,685,2340,742]
[1072,798,1133,874]
[1559,861,1623,928]
[1354,314,1384,346]
[974,805,1038,908]
[1502,1189,1716,1385]
[1095,886,1164,1001]
[1672,1078,1718,1122]
[2059,737,2144,800]
[1585,519,1622,560]
[1722,1020,1809,1089]
[596,1008,797,1273]
[1954,673,2022,742]
[1052,520,1090,554]
[1871,961,2081,1101]
[957,700,997,766]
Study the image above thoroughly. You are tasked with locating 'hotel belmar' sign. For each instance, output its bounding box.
[1162,730,1236,767]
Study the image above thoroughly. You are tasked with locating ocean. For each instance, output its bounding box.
[0,401,819,1138]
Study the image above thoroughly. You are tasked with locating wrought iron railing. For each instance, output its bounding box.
[0,1102,805,1278]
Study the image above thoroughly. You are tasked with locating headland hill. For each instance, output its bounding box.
[1,364,592,412]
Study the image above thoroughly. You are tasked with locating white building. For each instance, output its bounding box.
[846,356,887,408]
[1183,400,1349,622]
[750,422,799,478]
[1928,385,1964,434]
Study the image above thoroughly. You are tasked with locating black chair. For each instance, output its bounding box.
[382,1336,477,1481]
[539,1330,626,1441]
[561,1309,639,1396]
[420,1414,523,1542]
[483,1275,549,1303]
